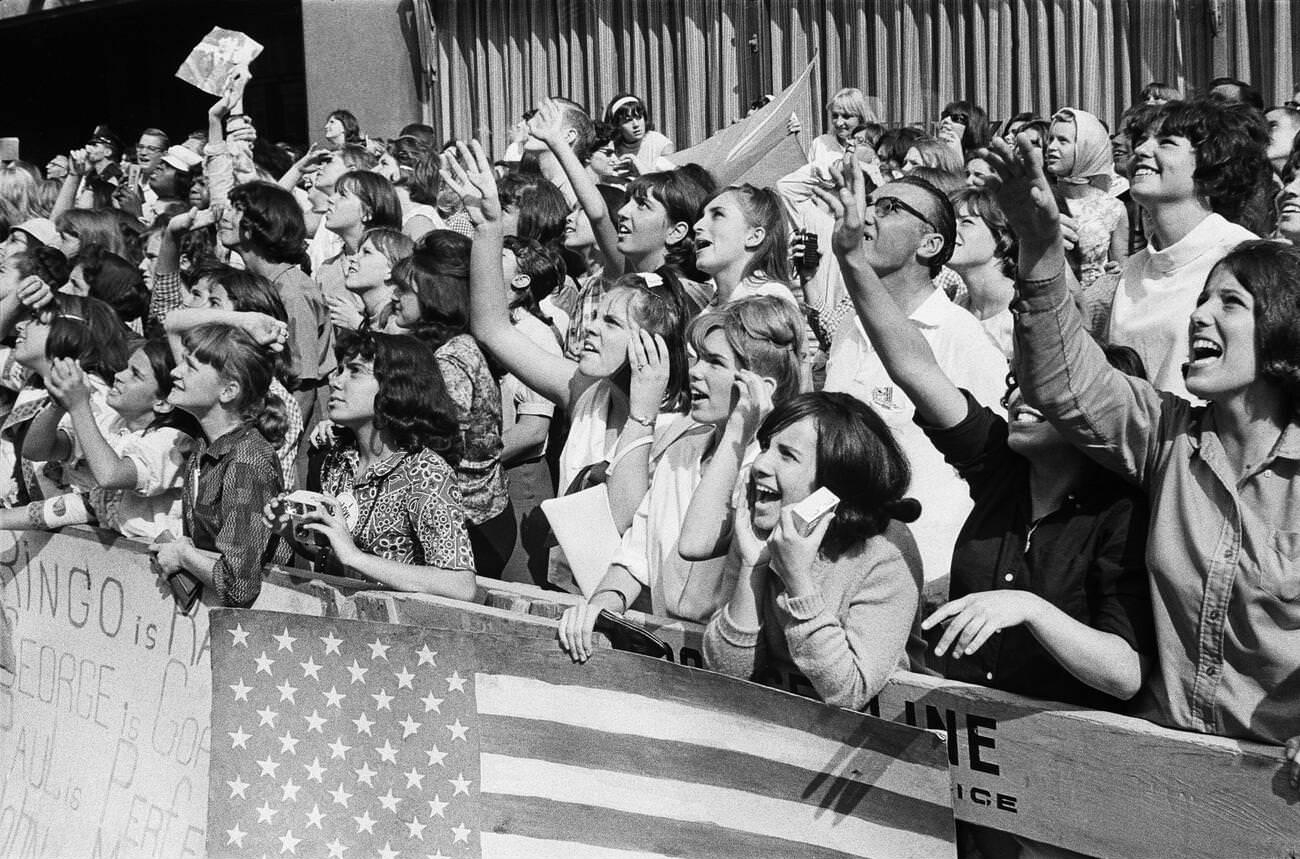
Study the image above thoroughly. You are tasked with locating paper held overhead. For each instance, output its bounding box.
[175,26,263,96]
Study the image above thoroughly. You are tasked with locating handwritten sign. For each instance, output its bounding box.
[0,529,322,858]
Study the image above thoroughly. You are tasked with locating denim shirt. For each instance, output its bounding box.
[1014,264,1300,744]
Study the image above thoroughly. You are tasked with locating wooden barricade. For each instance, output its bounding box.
[470,575,1300,859]
[0,528,1295,858]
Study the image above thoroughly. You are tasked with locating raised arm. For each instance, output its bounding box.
[679,371,770,560]
[815,157,968,429]
[984,135,1165,484]
[45,359,136,489]
[528,99,626,276]
[445,140,586,410]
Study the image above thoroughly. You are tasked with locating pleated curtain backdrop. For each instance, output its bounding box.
[421,0,1300,159]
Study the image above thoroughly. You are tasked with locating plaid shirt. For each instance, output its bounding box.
[183,423,292,607]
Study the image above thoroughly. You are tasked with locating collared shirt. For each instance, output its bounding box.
[825,286,1008,591]
[1107,212,1255,398]
[435,334,507,526]
[320,445,474,573]
[1016,264,1300,744]
[183,423,291,608]
[919,391,1154,710]
[275,266,336,385]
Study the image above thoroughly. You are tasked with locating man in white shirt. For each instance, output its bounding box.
[824,175,1007,603]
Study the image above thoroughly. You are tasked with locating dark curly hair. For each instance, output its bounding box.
[228,181,308,264]
[393,230,470,351]
[334,329,461,463]
[42,293,129,383]
[9,245,71,289]
[498,172,570,246]
[73,244,149,325]
[757,392,919,561]
[1126,98,1271,222]
[1210,240,1300,414]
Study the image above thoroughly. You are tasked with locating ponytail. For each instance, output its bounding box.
[883,497,922,524]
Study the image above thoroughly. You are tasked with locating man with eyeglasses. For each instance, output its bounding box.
[131,128,170,223]
[822,174,1008,606]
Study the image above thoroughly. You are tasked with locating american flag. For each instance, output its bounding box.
[207,609,954,858]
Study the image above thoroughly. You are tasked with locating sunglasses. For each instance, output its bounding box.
[867,195,935,230]
[942,111,970,126]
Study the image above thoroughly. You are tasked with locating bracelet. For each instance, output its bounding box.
[626,413,655,428]
[590,588,628,613]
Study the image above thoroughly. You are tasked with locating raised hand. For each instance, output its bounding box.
[626,328,670,424]
[810,151,868,260]
[526,99,570,149]
[733,483,772,569]
[726,369,774,444]
[980,134,1062,249]
[766,505,832,598]
[45,357,91,411]
[439,140,501,225]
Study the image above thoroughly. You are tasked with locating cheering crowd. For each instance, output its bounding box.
[3,60,1300,849]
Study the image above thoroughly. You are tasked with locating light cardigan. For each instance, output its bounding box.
[703,520,927,710]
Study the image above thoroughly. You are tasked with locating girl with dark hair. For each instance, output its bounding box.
[16,294,130,502]
[602,93,675,176]
[222,181,334,477]
[447,141,692,581]
[937,100,991,153]
[391,144,444,241]
[390,230,513,577]
[68,244,150,333]
[317,170,404,307]
[323,109,363,150]
[947,187,1018,358]
[559,297,806,659]
[270,330,476,599]
[702,391,927,709]
[1089,98,1267,398]
[526,100,713,296]
[986,139,1300,769]
[150,323,293,608]
[7,338,197,539]
[497,172,570,246]
[821,157,1154,720]
[693,184,798,306]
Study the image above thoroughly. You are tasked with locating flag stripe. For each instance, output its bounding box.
[481,712,953,841]
[481,832,674,859]
[475,656,941,764]
[479,754,954,859]
[475,673,950,802]
[479,792,896,859]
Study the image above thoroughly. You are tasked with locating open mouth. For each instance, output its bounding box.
[1187,337,1223,367]
[689,387,709,402]
[1130,164,1158,178]
[1011,405,1045,424]
[695,239,713,252]
[752,482,781,504]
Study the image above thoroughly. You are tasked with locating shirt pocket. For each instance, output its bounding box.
[1259,530,1300,602]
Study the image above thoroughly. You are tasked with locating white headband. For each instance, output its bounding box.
[609,96,643,117]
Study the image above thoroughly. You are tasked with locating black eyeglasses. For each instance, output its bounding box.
[942,111,970,126]
[867,196,934,230]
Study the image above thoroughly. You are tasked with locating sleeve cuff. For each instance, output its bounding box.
[774,589,828,622]
[714,604,762,647]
